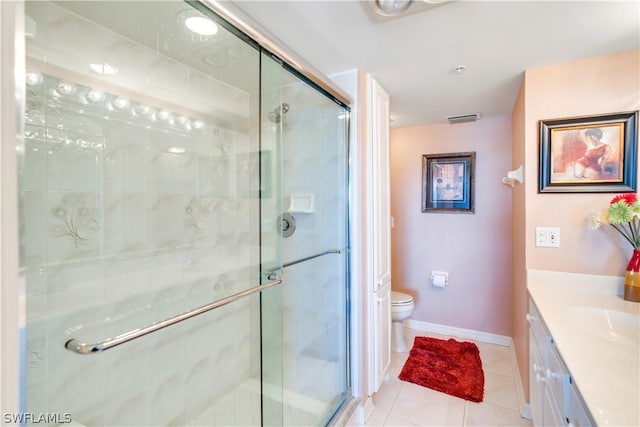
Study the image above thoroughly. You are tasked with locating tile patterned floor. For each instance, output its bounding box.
[346,328,533,427]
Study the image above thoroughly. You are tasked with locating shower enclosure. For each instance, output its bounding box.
[18,0,350,425]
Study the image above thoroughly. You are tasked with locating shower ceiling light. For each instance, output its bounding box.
[57,81,76,95]
[86,89,105,103]
[25,69,43,86]
[157,110,173,121]
[185,16,218,36]
[168,147,186,154]
[113,97,130,110]
[133,105,153,116]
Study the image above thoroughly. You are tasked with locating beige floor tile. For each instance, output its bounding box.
[465,401,532,426]
[389,382,466,426]
[482,372,520,411]
[389,351,410,381]
[366,410,389,426]
[475,341,514,378]
[372,380,403,415]
[384,415,423,426]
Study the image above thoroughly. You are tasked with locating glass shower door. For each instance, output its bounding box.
[276,70,350,426]
[21,1,283,425]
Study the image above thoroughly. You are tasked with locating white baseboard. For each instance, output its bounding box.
[362,396,375,423]
[521,403,532,420]
[404,319,512,346]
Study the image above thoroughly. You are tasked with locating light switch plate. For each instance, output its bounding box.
[536,227,560,248]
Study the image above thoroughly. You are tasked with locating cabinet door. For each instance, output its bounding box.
[367,76,391,293]
[373,284,391,392]
[543,386,567,427]
[530,331,545,426]
[568,381,595,427]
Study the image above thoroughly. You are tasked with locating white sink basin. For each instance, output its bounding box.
[564,307,640,346]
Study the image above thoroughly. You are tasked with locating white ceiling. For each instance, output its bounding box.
[234,0,640,128]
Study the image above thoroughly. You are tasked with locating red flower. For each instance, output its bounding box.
[610,193,637,206]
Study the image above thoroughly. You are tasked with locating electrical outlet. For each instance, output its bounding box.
[536,227,560,248]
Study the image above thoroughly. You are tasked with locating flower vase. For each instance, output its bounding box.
[624,249,640,302]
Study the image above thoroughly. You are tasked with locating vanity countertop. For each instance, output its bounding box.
[527,270,640,427]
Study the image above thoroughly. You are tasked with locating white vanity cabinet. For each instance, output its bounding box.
[528,299,595,427]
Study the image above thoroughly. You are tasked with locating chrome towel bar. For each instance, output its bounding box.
[65,278,283,355]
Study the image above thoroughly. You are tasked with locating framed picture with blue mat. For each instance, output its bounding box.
[422,152,476,213]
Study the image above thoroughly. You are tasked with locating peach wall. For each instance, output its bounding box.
[524,50,640,275]
[390,117,513,336]
[512,49,640,406]
[511,79,529,400]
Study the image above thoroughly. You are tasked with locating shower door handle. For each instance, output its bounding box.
[64,278,283,355]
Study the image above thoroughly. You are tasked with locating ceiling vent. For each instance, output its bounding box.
[446,113,480,124]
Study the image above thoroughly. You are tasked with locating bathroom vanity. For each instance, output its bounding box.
[527,270,640,427]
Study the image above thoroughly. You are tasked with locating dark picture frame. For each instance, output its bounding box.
[422,152,475,213]
[539,111,638,193]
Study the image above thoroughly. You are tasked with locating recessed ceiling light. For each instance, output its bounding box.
[168,147,186,154]
[185,16,218,36]
[89,63,118,75]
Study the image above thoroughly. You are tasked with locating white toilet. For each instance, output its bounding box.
[391,291,415,353]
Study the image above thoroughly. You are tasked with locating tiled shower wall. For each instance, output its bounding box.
[23,70,264,425]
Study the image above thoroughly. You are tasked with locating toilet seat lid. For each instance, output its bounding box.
[391,291,413,305]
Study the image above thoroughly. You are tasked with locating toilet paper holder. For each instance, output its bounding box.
[431,271,449,287]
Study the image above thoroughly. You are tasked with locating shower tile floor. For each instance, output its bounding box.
[187,353,339,426]
[346,328,533,427]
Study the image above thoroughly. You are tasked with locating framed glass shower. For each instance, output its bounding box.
[15,0,351,426]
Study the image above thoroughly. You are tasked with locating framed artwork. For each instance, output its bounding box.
[539,111,638,193]
[422,152,475,213]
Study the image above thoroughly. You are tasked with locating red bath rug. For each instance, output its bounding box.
[398,336,484,402]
